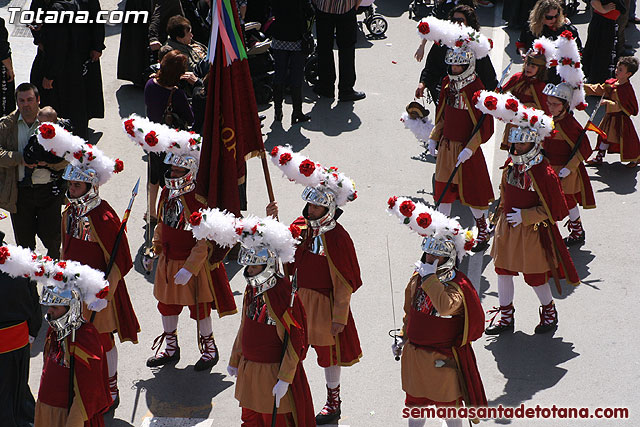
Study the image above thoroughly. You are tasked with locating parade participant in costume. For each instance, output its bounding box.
[123,115,237,371]
[418,17,495,252]
[0,244,112,427]
[474,90,580,335]
[190,209,316,426]
[541,33,595,245]
[387,198,486,427]
[269,145,361,425]
[499,37,553,150]
[37,122,137,407]
[584,56,640,167]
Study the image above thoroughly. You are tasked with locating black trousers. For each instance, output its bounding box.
[0,344,35,427]
[11,183,64,259]
[272,48,305,89]
[315,7,357,94]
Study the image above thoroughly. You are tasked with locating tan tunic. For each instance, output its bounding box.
[401,275,463,403]
[35,401,85,427]
[584,83,622,144]
[229,307,298,414]
[151,222,214,306]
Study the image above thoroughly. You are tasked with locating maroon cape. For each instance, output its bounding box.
[262,278,315,426]
[600,79,640,162]
[543,112,596,209]
[502,72,548,112]
[62,200,139,343]
[38,324,111,423]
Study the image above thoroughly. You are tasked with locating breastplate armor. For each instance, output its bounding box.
[308,235,326,256]
[412,285,452,318]
[162,196,192,230]
[246,290,277,326]
[506,165,538,191]
[446,74,476,109]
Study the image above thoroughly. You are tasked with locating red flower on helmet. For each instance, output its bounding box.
[43,256,52,262]
[114,159,124,173]
[73,151,83,160]
[530,115,539,125]
[388,196,398,209]
[235,227,243,235]
[416,212,432,229]
[299,159,316,177]
[53,272,64,281]
[35,266,45,277]
[549,59,559,67]
[574,62,581,68]
[560,30,574,40]
[39,124,56,139]
[352,191,358,200]
[483,96,498,111]
[561,57,573,66]
[0,246,10,264]
[399,200,416,217]
[533,43,544,54]
[576,102,587,111]
[464,239,475,251]
[188,212,202,226]
[488,38,493,49]
[289,224,301,239]
[270,146,279,157]
[418,21,430,35]
[472,90,481,106]
[96,286,109,299]
[86,152,95,161]
[251,225,258,234]
[279,153,292,165]
[124,119,135,137]
[145,131,158,147]
[505,98,519,113]
[57,261,66,269]
[189,138,197,146]
[521,111,528,121]
[455,39,464,47]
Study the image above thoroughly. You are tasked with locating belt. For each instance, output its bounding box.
[0,321,29,354]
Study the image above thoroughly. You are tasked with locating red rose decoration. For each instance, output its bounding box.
[251,225,258,234]
[279,153,292,165]
[114,159,124,173]
[189,138,197,146]
[388,196,398,209]
[0,246,10,264]
[521,112,528,121]
[53,272,64,281]
[455,39,464,47]
[561,58,572,66]
[464,239,475,251]
[472,90,481,106]
[73,151,83,160]
[124,119,135,137]
[86,152,95,161]
[534,43,544,54]
[550,130,559,137]
[352,191,358,200]
[399,200,416,217]
[289,224,301,239]
[145,131,159,147]
[32,254,38,260]
[270,146,279,157]
[488,38,493,49]
[418,21,430,35]
[560,30,574,40]
[35,266,45,277]
[576,102,587,111]
[530,116,539,125]
[235,227,243,235]
[188,212,202,226]
[96,286,109,299]
[483,96,498,111]
[416,212,432,229]
[505,98,519,113]
[299,159,316,177]
[57,261,66,269]
[549,59,559,67]
[574,62,580,68]
[39,124,56,139]
[43,256,52,262]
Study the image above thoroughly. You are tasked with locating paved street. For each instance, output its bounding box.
[1,0,639,425]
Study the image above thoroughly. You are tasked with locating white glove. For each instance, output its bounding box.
[506,208,522,227]
[558,168,571,178]
[455,148,473,167]
[427,139,437,157]
[272,379,290,408]
[414,258,439,278]
[142,254,155,272]
[226,365,238,377]
[174,268,192,285]
[88,299,108,312]
[391,337,405,358]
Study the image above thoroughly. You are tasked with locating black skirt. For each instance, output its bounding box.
[582,12,618,84]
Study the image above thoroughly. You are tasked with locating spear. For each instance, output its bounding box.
[386,235,402,361]
[90,178,140,323]
[564,92,606,166]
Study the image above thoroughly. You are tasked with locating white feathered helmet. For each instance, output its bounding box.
[542,31,587,111]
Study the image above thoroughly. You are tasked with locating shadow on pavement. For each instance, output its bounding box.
[116,85,147,119]
[485,332,579,422]
[304,98,362,137]
[589,163,639,196]
[264,120,312,152]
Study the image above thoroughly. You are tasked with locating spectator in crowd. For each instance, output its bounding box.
[149,0,210,52]
[0,18,15,117]
[313,0,366,102]
[29,0,105,139]
[616,0,632,56]
[502,0,537,28]
[0,84,66,259]
[415,5,498,105]
[118,0,155,87]
[431,0,476,19]
[271,0,314,124]
[583,0,627,83]
[144,50,194,223]
[165,15,208,72]
[516,0,582,57]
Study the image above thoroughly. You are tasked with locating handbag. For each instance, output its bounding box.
[163,87,188,130]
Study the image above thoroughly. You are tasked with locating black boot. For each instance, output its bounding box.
[485,304,515,335]
[273,83,283,122]
[291,86,310,125]
[146,331,181,367]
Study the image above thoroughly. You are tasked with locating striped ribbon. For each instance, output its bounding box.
[208,0,248,65]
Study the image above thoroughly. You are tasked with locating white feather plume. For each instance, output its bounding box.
[401,112,435,142]
[417,16,492,59]
[122,114,202,161]
[190,208,240,248]
[554,33,587,110]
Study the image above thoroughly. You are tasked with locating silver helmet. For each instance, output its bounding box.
[445,47,476,83]
[301,186,337,234]
[238,246,281,295]
[508,126,544,168]
[164,152,198,195]
[40,285,84,341]
[542,82,573,104]
[421,235,457,281]
[65,164,101,214]
[63,163,100,186]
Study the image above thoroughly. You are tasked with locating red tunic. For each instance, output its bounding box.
[62,200,139,343]
[501,72,548,112]
[36,324,111,426]
[292,217,362,366]
[542,112,596,209]
[431,76,495,209]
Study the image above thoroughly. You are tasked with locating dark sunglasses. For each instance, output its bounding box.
[544,14,558,20]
